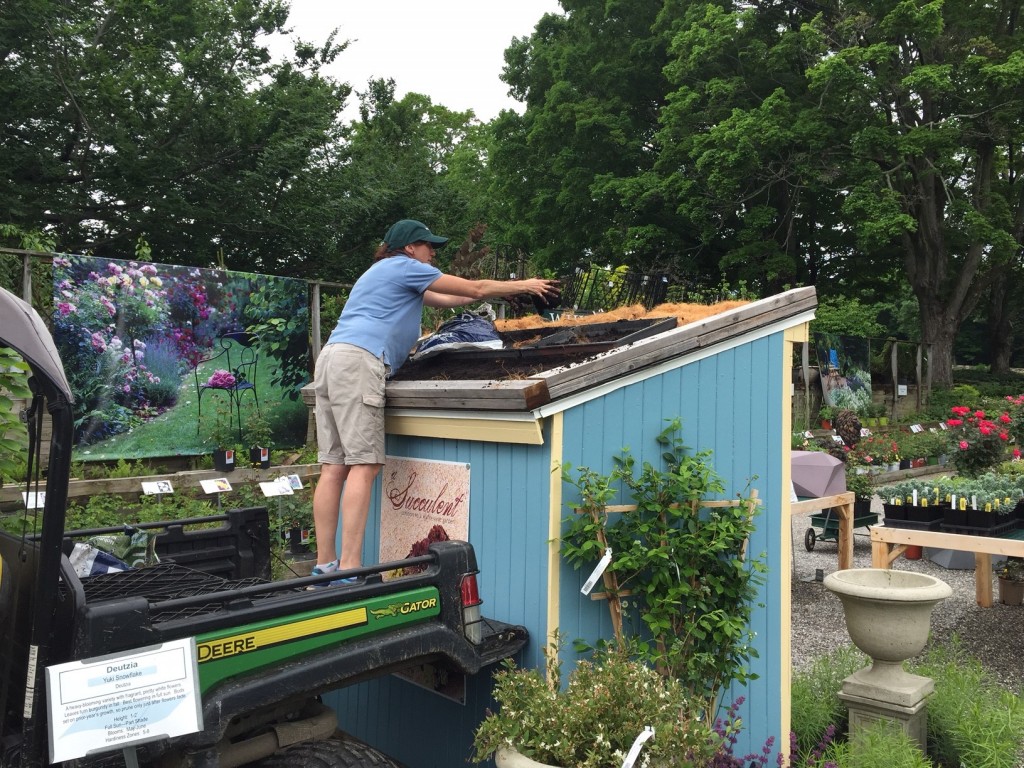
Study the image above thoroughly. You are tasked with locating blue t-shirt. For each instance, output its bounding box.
[327,256,442,373]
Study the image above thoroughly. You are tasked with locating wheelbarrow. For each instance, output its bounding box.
[804,500,879,551]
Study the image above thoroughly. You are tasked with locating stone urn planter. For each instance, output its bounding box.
[823,568,952,749]
[824,569,951,686]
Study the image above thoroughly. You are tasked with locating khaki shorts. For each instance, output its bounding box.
[313,343,387,465]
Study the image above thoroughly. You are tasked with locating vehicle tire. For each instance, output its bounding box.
[252,736,405,768]
[804,528,816,551]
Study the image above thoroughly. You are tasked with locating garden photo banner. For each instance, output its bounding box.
[814,332,872,412]
[52,254,309,459]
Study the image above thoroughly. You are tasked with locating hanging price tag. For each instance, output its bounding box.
[581,548,613,596]
[621,726,655,768]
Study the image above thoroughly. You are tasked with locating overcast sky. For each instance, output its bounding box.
[270,1,563,122]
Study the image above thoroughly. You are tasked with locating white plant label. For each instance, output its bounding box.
[620,726,655,768]
[141,481,173,496]
[581,548,613,596]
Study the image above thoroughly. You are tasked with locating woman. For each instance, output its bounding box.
[310,219,559,584]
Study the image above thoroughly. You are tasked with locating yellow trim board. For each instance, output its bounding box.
[386,414,544,445]
[546,412,564,673]
[779,324,807,763]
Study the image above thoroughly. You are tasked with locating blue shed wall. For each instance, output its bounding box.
[557,334,786,756]
[329,330,789,766]
[327,430,556,767]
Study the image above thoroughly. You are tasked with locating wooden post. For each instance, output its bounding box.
[801,342,811,431]
[310,281,322,363]
[890,341,899,421]
[22,252,32,302]
[916,343,923,412]
[975,552,993,607]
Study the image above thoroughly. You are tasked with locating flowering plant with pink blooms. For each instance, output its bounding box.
[945,405,1018,477]
[205,369,237,389]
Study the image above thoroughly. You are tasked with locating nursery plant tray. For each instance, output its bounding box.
[940,518,1020,538]
[882,517,944,531]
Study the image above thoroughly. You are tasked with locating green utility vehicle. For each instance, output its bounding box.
[0,286,528,767]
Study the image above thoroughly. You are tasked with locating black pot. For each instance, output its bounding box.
[853,497,872,518]
[212,448,236,473]
[249,446,270,469]
[967,508,996,529]
[898,458,912,470]
[906,504,941,523]
[882,503,907,522]
[943,506,969,528]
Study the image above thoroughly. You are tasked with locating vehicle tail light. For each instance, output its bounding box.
[460,572,483,644]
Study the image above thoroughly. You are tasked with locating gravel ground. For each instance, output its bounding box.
[790,497,1024,693]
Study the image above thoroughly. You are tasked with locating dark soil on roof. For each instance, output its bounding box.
[390,345,605,381]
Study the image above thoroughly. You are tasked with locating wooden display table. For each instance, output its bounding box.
[870,524,1024,607]
[792,492,855,571]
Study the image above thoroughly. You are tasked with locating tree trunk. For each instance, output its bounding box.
[988,276,1014,375]
[919,307,957,387]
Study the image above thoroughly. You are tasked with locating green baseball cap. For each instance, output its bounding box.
[383,219,449,249]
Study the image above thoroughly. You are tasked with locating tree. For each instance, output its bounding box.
[803,0,1024,385]
[1,0,350,274]
[490,0,678,274]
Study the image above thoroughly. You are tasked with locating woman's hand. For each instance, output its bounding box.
[519,278,560,298]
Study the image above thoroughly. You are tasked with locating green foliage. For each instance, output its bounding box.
[472,639,714,767]
[815,719,933,768]
[0,347,31,483]
[2,0,352,273]
[560,419,766,705]
[793,641,1024,768]
[914,640,1024,768]
[811,297,887,339]
[791,645,865,760]
[243,276,310,399]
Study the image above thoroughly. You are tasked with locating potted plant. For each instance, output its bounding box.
[244,411,273,469]
[997,558,1024,605]
[845,467,874,517]
[472,642,714,767]
[208,404,238,473]
[818,405,835,430]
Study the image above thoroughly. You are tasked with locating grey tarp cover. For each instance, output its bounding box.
[0,286,73,402]
[791,450,847,498]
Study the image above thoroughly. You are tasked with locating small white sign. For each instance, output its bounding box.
[22,491,45,509]
[860,428,872,437]
[259,477,294,497]
[581,548,613,596]
[284,473,303,490]
[910,424,924,433]
[831,434,845,444]
[621,726,655,768]
[898,384,908,397]
[141,481,174,495]
[200,478,233,494]
[802,430,814,439]
[939,422,948,430]
[45,638,202,763]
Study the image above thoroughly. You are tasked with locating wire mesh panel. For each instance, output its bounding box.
[559,264,669,312]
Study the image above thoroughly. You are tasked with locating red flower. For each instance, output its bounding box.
[947,418,963,427]
[959,440,970,450]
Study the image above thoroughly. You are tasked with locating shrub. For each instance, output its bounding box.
[472,643,714,767]
[913,641,1024,768]
[944,406,1016,477]
[792,641,1024,768]
[791,646,865,759]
